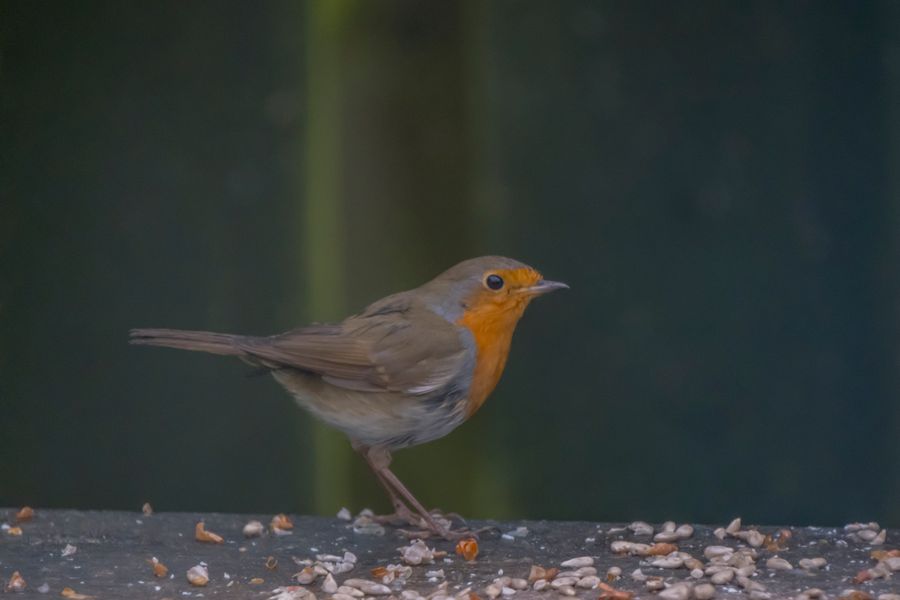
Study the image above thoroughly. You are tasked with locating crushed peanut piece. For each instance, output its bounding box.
[148,557,168,578]
[645,542,678,556]
[271,513,294,532]
[6,571,26,592]
[15,506,34,523]
[456,538,479,561]
[186,564,209,586]
[597,582,633,600]
[195,521,224,544]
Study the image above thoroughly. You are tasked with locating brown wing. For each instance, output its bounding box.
[234,294,469,396]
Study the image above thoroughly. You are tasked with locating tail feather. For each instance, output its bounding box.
[129,328,246,356]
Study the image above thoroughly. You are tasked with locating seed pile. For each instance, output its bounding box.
[2,507,898,598]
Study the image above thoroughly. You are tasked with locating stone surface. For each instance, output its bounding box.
[0,509,897,598]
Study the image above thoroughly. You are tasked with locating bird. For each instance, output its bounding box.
[130,256,567,538]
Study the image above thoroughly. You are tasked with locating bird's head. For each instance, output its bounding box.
[422,256,568,325]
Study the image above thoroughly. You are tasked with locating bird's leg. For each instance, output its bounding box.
[371,469,422,527]
[361,446,462,539]
[352,444,421,527]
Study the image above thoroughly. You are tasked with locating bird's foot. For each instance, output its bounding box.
[376,507,464,532]
[395,511,497,541]
[371,505,423,528]
[397,523,497,541]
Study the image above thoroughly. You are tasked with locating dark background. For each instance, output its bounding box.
[2,0,898,528]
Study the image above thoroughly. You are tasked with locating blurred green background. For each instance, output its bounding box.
[1,0,899,528]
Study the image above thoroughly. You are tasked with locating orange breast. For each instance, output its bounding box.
[456,299,528,418]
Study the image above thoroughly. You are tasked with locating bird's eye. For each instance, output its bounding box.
[485,274,504,290]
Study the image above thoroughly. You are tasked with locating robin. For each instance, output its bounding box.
[130,256,567,538]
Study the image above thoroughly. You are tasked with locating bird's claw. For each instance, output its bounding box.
[397,523,498,541]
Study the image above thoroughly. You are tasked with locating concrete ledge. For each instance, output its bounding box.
[0,509,897,599]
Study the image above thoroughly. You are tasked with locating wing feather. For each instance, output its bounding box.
[234,295,468,396]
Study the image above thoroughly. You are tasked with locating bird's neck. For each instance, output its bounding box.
[456,301,528,418]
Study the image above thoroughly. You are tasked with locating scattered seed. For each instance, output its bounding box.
[60,588,93,599]
[646,542,679,556]
[271,513,294,534]
[645,578,665,592]
[557,585,576,596]
[577,575,600,588]
[606,566,622,581]
[726,518,742,534]
[560,556,594,568]
[293,566,318,584]
[7,526,23,536]
[510,578,528,590]
[694,583,715,599]
[799,557,827,570]
[336,507,352,521]
[504,526,529,538]
[265,555,278,570]
[194,521,224,543]
[532,580,548,592]
[676,524,694,538]
[611,541,651,555]
[338,585,365,597]
[765,557,793,570]
[6,571,26,592]
[186,564,209,587]
[738,530,766,548]
[148,557,168,577]
[352,513,385,535]
[713,527,726,540]
[857,529,880,542]
[249,577,264,584]
[629,521,654,536]
[550,576,578,588]
[704,546,733,560]
[401,539,438,565]
[710,569,734,585]
[597,582,633,600]
[61,543,77,557]
[839,592,873,600]
[684,557,704,571]
[243,519,264,537]
[15,506,34,523]
[456,538,479,561]
[737,575,766,592]
[651,556,684,569]
[343,578,392,595]
[322,573,338,594]
[528,566,558,582]
[658,583,691,600]
[141,502,153,516]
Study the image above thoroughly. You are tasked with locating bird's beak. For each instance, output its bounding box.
[524,279,569,296]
